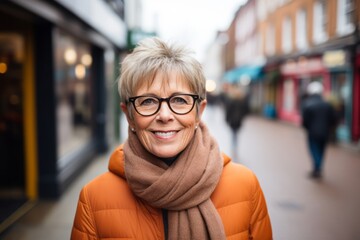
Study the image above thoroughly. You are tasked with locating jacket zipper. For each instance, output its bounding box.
[161,209,168,240]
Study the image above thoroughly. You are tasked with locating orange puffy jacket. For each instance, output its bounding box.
[71,146,272,239]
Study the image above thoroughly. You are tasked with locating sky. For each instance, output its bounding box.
[141,0,247,62]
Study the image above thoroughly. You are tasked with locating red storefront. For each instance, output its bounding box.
[277,57,330,125]
[353,53,360,141]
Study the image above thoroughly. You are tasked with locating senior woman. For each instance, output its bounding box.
[71,37,272,240]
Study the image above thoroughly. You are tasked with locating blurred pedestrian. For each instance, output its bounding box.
[302,81,337,179]
[71,37,272,239]
[224,84,250,160]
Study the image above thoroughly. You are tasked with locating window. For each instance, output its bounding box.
[282,16,292,54]
[266,24,275,56]
[296,8,308,50]
[256,0,267,20]
[313,1,328,44]
[283,79,295,112]
[54,29,93,159]
[0,33,25,188]
[337,0,355,35]
[104,49,117,144]
[331,72,350,140]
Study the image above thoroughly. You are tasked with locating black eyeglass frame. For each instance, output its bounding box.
[127,93,202,116]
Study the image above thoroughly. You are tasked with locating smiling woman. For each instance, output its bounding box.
[122,68,205,159]
[71,37,272,240]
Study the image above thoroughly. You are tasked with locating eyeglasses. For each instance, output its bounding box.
[127,94,201,116]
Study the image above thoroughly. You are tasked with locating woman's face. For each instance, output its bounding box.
[121,71,207,158]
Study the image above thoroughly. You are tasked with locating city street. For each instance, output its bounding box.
[204,105,360,240]
[2,104,360,240]
[1,1,360,239]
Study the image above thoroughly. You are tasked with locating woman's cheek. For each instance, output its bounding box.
[180,123,196,145]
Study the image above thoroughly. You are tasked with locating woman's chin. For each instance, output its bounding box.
[150,146,182,159]
[153,151,178,159]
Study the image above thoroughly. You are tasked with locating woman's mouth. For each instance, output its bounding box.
[153,131,177,139]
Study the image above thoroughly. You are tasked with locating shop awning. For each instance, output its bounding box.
[223,65,264,84]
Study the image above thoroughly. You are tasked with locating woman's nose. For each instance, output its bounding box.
[156,101,174,120]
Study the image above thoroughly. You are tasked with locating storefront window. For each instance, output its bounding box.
[283,79,295,112]
[104,49,116,145]
[328,72,350,141]
[331,73,348,124]
[54,29,93,158]
[0,33,25,188]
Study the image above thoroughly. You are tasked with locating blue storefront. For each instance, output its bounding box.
[223,65,265,114]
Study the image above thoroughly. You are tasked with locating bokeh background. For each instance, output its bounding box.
[0,0,359,239]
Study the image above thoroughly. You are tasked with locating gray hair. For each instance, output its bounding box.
[118,37,206,104]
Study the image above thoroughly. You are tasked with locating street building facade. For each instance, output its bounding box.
[223,0,266,113]
[259,0,357,144]
[0,0,126,233]
[220,0,360,144]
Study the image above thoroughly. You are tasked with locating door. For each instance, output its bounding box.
[0,7,37,232]
[0,30,26,225]
[330,71,351,142]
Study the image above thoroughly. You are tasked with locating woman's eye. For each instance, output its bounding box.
[139,98,158,106]
[171,97,187,104]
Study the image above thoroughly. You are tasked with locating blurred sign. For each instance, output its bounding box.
[127,29,156,50]
[281,57,324,75]
[323,50,347,67]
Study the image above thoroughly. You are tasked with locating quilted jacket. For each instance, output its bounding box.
[71,145,272,239]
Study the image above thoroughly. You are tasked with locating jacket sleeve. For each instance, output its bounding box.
[301,107,309,130]
[71,187,98,240]
[249,174,273,240]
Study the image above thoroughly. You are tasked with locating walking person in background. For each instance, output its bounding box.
[224,84,250,161]
[71,37,272,239]
[302,81,337,179]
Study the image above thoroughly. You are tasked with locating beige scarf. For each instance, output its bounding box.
[123,122,226,240]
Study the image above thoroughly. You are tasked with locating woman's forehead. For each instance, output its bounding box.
[137,70,193,92]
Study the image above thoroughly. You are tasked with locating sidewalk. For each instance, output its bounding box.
[0,152,111,240]
[203,105,360,240]
[2,105,360,240]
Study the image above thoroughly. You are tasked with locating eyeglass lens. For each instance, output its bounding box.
[133,94,196,116]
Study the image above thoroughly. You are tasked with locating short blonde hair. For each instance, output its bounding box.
[118,37,206,104]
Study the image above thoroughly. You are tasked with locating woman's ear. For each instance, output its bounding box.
[120,102,135,128]
[197,99,207,122]
[120,102,128,113]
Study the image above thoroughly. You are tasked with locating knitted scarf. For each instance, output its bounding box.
[123,121,226,240]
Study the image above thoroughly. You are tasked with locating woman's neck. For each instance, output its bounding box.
[159,156,178,166]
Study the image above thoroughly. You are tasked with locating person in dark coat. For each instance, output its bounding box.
[302,81,337,179]
[224,85,250,160]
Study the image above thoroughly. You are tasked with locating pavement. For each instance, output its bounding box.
[2,104,360,240]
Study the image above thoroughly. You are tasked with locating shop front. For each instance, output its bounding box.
[0,6,38,232]
[0,0,126,233]
[223,65,264,113]
[353,50,360,142]
[323,49,353,142]
[278,57,330,125]
[262,63,281,119]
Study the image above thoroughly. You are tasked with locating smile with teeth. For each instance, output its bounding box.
[153,131,177,139]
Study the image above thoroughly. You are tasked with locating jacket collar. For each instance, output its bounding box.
[108,144,231,179]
